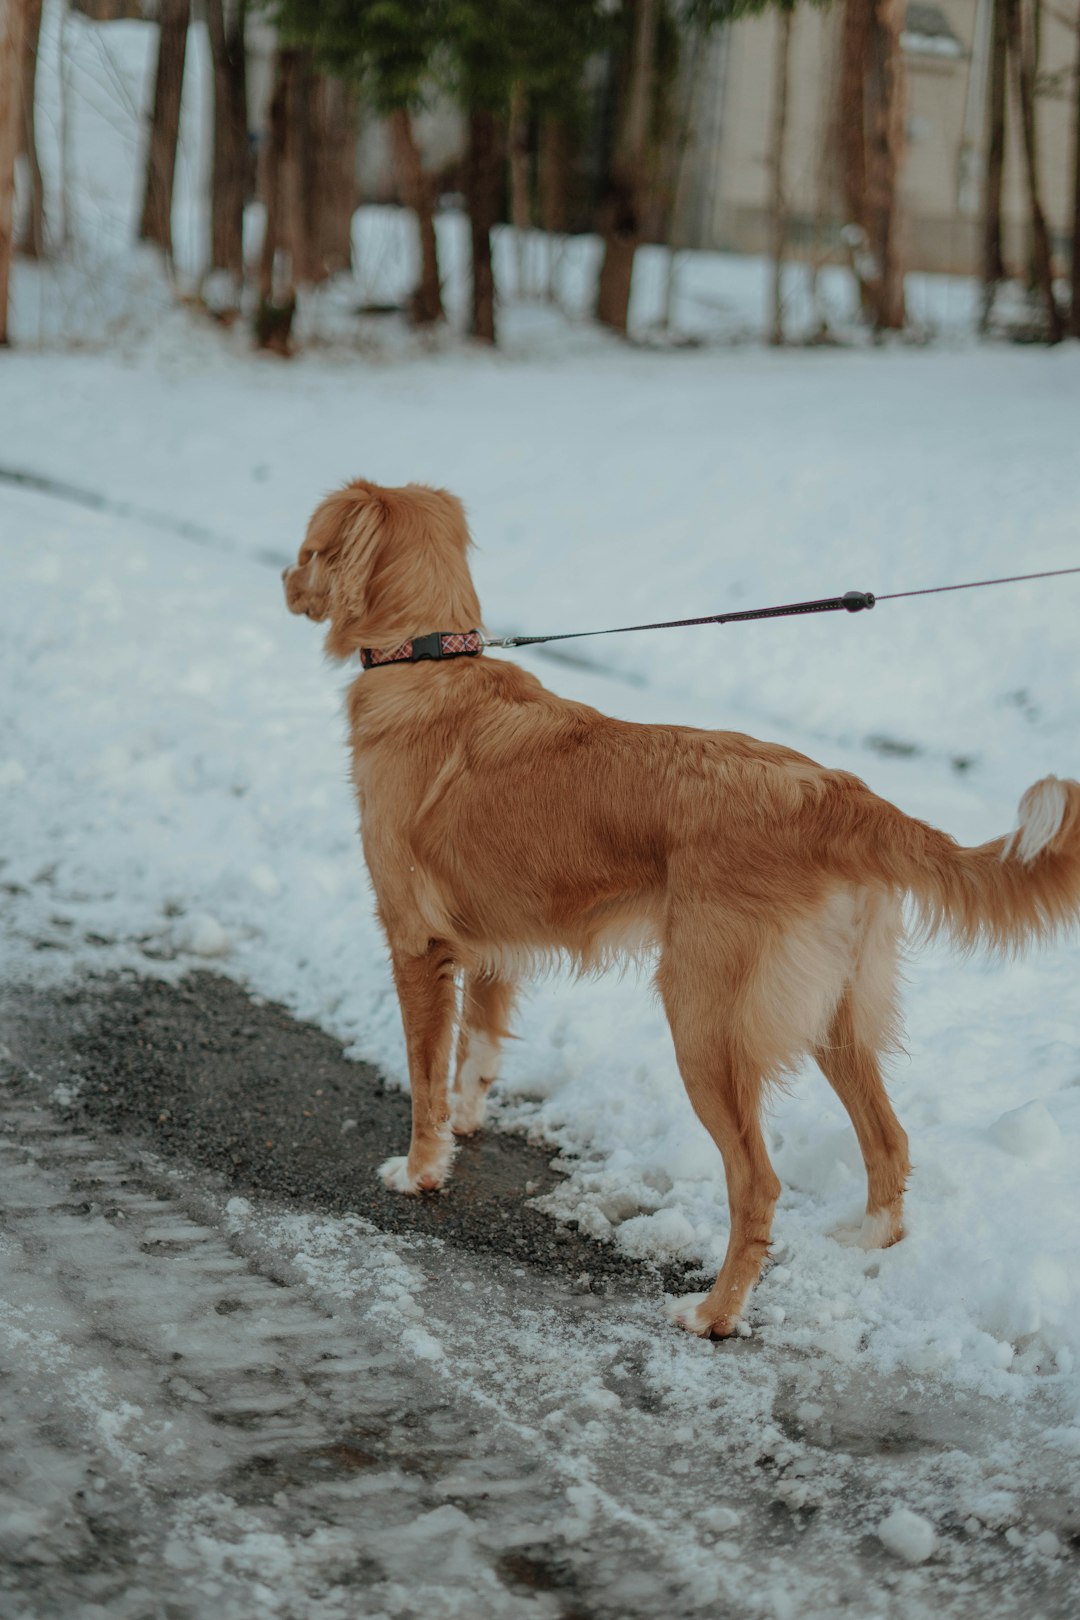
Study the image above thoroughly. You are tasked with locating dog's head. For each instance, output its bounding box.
[283,480,482,659]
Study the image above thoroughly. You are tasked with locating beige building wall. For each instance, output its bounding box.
[683,0,1077,276]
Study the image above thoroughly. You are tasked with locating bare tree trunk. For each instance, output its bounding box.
[838,0,871,318]
[769,7,794,346]
[1003,0,1062,340]
[205,0,247,289]
[388,106,443,325]
[139,0,190,255]
[867,0,906,329]
[255,45,356,348]
[508,80,531,297]
[1069,0,1080,337]
[17,0,44,257]
[659,25,705,332]
[838,0,906,331]
[980,0,1008,332]
[596,0,658,334]
[463,106,503,344]
[0,0,28,345]
[868,0,905,329]
[305,71,356,282]
[255,47,298,352]
[538,112,567,302]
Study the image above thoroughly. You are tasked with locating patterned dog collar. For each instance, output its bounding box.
[359,631,485,670]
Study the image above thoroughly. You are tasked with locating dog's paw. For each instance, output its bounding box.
[857,1208,903,1250]
[377,1154,447,1195]
[450,1096,486,1136]
[666,1292,748,1341]
[831,1208,904,1251]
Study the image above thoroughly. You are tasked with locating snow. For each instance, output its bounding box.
[3,5,1080,1612]
[987,1098,1063,1159]
[4,332,1080,1398]
[877,1508,938,1564]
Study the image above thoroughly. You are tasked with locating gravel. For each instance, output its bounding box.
[4,970,699,1299]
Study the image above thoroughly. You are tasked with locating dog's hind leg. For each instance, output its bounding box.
[657,942,782,1339]
[813,899,910,1248]
[451,972,517,1136]
[814,997,910,1249]
[379,940,459,1194]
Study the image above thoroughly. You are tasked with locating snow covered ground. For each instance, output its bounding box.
[3,328,1080,1611]
[3,4,1080,1613]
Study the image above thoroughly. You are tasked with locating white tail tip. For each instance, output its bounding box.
[1008,777,1068,863]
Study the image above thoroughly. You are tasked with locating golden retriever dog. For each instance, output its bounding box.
[284,479,1080,1337]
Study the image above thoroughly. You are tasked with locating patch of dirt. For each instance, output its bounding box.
[3,971,697,1297]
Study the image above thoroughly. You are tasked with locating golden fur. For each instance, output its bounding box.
[284,479,1080,1337]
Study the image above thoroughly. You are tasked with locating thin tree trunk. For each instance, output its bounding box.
[1023,0,1042,291]
[769,7,794,346]
[980,0,1008,332]
[1003,0,1062,340]
[538,111,567,302]
[838,0,871,318]
[305,70,356,282]
[17,0,44,257]
[205,0,247,290]
[508,80,531,297]
[463,105,503,344]
[596,0,658,334]
[255,47,297,352]
[256,44,355,347]
[1069,0,1080,337]
[57,0,72,246]
[660,26,705,331]
[838,0,905,331]
[866,0,906,329]
[139,0,190,255]
[387,105,443,326]
[0,0,28,345]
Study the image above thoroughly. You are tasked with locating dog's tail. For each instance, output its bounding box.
[835,775,1080,953]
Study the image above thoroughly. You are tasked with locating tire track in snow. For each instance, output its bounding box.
[0,462,292,571]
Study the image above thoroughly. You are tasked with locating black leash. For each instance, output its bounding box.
[484,565,1080,651]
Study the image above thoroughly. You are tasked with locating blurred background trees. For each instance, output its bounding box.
[2,0,1080,350]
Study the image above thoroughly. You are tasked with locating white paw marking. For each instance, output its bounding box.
[666,1291,713,1336]
[451,1031,500,1134]
[858,1208,897,1250]
[378,1155,420,1193]
[378,1145,452,1195]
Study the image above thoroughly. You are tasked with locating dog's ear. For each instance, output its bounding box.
[284,481,389,656]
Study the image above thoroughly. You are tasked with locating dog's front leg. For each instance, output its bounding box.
[451,972,518,1136]
[379,940,458,1194]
